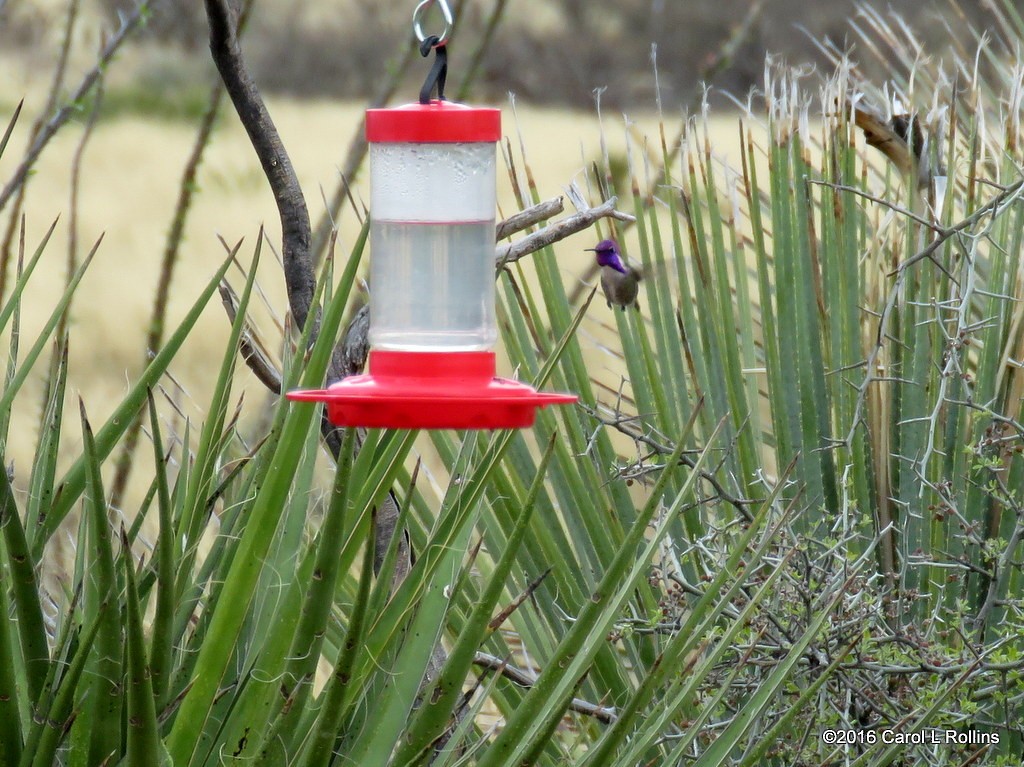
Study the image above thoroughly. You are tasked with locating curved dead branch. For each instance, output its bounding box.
[205,0,315,335]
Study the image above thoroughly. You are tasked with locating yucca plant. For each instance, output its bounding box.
[3,0,1024,765]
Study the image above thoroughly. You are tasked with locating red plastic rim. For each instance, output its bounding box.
[366,101,501,143]
[287,351,577,429]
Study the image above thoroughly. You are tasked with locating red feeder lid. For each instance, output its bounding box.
[287,351,576,430]
[366,101,501,143]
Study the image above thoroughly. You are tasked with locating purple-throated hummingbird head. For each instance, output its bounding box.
[585,238,628,274]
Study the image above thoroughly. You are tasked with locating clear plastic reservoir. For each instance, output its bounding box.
[369,142,497,351]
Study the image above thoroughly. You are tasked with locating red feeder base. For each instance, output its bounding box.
[287,350,577,429]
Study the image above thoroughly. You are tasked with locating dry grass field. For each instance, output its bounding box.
[1,50,746,506]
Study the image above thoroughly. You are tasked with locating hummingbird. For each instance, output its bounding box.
[586,238,642,311]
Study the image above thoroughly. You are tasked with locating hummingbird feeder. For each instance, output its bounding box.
[288,0,576,429]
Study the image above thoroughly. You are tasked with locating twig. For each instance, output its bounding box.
[218,281,283,394]
[580,403,756,521]
[972,478,1024,636]
[471,652,617,724]
[148,81,229,355]
[0,1,144,214]
[946,399,1024,443]
[61,70,103,342]
[914,239,978,485]
[0,0,81,290]
[893,176,1024,275]
[46,0,83,118]
[495,196,564,240]
[841,270,904,448]
[488,568,551,630]
[495,197,635,271]
[841,649,1024,677]
[807,179,941,232]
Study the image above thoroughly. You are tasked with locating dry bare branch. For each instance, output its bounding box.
[496,196,564,240]
[579,403,757,522]
[0,1,144,214]
[205,0,315,334]
[218,282,283,394]
[895,176,1024,274]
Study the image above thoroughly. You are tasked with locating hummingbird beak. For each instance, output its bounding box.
[583,248,596,252]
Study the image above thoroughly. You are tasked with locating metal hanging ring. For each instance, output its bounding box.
[413,0,453,47]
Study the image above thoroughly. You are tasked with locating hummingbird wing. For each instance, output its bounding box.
[625,269,641,311]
